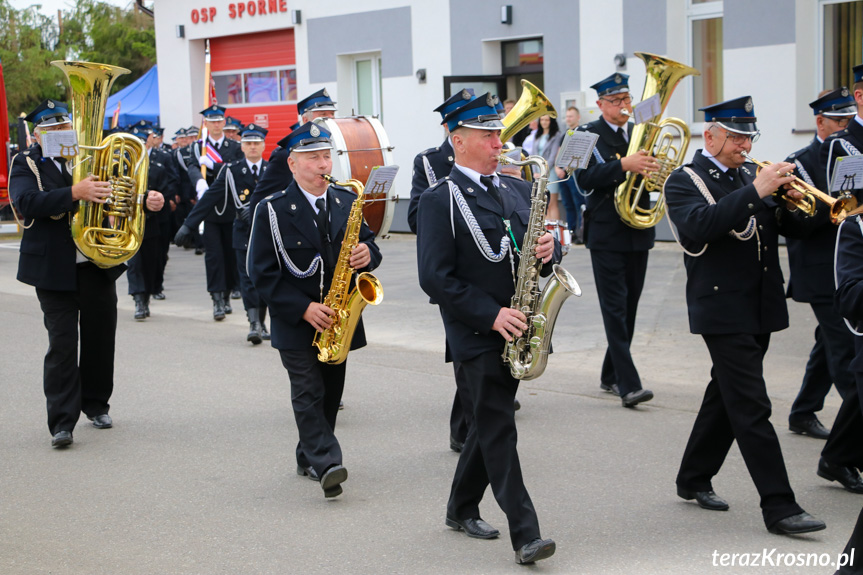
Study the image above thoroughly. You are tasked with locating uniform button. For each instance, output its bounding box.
[748,203,755,209]
[763,245,768,251]
[297,241,301,245]
[759,225,764,230]
[713,286,718,291]
[764,267,768,272]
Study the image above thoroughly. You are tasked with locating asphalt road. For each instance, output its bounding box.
[0,234,860,574]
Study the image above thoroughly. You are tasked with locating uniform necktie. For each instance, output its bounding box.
[728,168,739,185]
[314,197,334,266]
[479,175,502,207]
[251,164,258,183]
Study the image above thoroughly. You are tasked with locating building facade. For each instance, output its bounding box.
[154,0,863,234]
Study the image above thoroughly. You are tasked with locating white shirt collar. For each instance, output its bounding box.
[299,185,326,213]
[209,135,225,147]
[603,118,629,135]
[855,114,863,129]
[700,147,731,173]
[246,159,262,172]
[454,162,499,190]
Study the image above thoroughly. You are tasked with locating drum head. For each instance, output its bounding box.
[316,116,395,237]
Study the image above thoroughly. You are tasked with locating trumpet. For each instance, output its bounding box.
[741,152,857,225]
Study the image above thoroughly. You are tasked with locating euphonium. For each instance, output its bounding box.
[313,175,384,364]
[52,60,149,268]
[615,52,700,229]
[741,152,857,225]
[499,154,581,380]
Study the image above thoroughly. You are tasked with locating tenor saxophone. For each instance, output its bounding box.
[313,175,384,364]
[499,155,582,380]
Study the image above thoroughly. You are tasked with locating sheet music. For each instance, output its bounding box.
[40,131,79,159]
[633,94,661,125]
[555,130,598,171]
[364,165,399,197]
[830,155,863,193]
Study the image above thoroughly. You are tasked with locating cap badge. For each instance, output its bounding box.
[614,74,622,84]
[309,124,321,138]
[842,88,850,97]
[322,88,329,97]
[212,105,217,111]
[461,89,471,100]
[486,94,497,107]
[744,98,753,113]
[47,101,55,109]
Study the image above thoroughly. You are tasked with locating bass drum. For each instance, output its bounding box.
[314,116,395,238]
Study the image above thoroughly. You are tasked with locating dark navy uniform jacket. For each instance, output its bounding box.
[142,157,172,240]
[665,151,805,335]
[10,145,126,291]
[576,119,655,252]
[184,159,268,250]
[249,145,294,215]
[247,181,382,351]
[416,167,562,363]
[821,118,863,195]
[174,145,197,203]
[783,136,859,303]
[834,216,863,371]
[408,138,454,234]
[186,137,244,188]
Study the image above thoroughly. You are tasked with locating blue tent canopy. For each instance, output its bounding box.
[103,65,160,129]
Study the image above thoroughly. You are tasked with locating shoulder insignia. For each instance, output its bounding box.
[788,152,796,159]
[708,168,720,180]
[466,187,474,194]
[290,203,297,211]
[448,156,454,162]
[741,165,752,176]
[334,196,341,205]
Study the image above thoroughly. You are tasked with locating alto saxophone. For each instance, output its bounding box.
[313,175,384,364]
[499,155,582,380]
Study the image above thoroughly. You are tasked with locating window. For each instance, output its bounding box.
[352,54,383,119]
[822,0,863,90]
[687,1,723,120]
[501,38,543,76]
[213,66,297,106]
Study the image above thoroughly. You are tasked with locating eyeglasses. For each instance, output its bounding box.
[601,95,632,107]
[825,117,851,128]
[716,128,760,145]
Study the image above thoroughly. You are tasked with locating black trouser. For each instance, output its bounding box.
[154,221,172,293]
[447,350,540,550]
[126,234,161,296]
[822,371,863,469]
[203,221,237,294]
[677,333,803,528]
[279,348,346,476]
[836,506,863,574]
[449,361,471,444]
[589,249,648,396]
[235,247,261,310]
[790,301,855,420]
[35,263,117,435]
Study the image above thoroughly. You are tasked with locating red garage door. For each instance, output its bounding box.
[211,28,297,155]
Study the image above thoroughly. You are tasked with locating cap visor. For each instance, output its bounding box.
[823,106,856,117]
[458,119,505,130]
[291,141,334,153]
[717,121,759,135]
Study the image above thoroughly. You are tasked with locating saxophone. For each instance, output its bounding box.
[499,155,582,380]
[313,175,384,364]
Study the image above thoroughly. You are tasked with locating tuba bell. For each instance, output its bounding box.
[500,79,557,144]
[615,52,699,229]
[52,60,149,268]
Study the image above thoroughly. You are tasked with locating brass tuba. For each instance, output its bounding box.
[498,154,581,380]
[313,175,384,364]
[52,60,149,268]
[500,79,557,144]
[615,52,699,229]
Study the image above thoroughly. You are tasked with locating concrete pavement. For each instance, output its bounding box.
[0,234,860,574]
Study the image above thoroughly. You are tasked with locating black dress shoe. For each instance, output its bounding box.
[767,512,826,535]
[296,464,320,481]
[321,465,347,498]
[89,414,113,429]
[789,416,830,439]
[449,436,464,453]
[51,430,73,448]
[677,486,729,511]
[151,292,166,301]
[194,247,204,255]
[817,458,863,493]
[230,289,242,300]
[445,516,500,539]
[338,400,344,410]
[514,398,521,411]
[515,538,556,564]
[622,388,654,407]
[600,382,620,396]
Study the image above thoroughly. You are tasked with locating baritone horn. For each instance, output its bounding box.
[741,152,857,225]
[616,52,700,229]
[52,60,149,268]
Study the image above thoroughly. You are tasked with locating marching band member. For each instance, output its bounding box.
[176,124,271,343]
[416,94,559,564]
[249,89,337,213]
[247,122,381,498]
[181,105,244,319]
[10,99,164,447]
[818,64,863,495]
[784,88,857,440]
[576,72,656,407]
[665,96,826,535]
